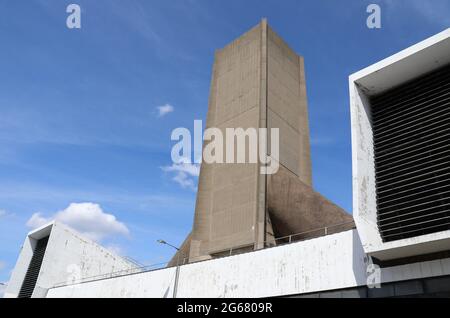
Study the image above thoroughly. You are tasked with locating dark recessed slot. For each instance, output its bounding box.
[372,64,450,242]
[18,236,49,298]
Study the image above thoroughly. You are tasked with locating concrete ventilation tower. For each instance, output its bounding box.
[170,19,353,264]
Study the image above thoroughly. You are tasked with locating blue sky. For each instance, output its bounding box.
[0,0,449,287]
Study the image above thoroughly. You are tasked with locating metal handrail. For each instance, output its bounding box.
[52,220,355,289]
[214,220,356,257]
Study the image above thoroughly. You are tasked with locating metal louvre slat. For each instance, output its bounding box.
[380,215,450,234]
[378,199,450,217]
[379,209,450,228]
[371,68,449,105]
[378,189,450,213]
[376,166,450,190]
[373,81,450,117]
[377,175,450,198]
[371,66,450,110]
[380,206,449,227]
[374,120,450,153]
[373,99,450,140]
[375,135,449,164]
[376,152,450,179]
[375,143,450,171]
[381,222,450,240]
[378,177,450,200]
[373,89,450,129]
[372,64,450,242]
[374,108,450,147]
[378,184,450,208]
[375,146,450,175]
[372,79,450,121]
[376,161,450,186]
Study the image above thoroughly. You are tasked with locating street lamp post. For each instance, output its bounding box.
[157,239,181,298]
[156,239,179,251]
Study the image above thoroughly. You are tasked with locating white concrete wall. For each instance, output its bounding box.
[3,235,36,298]
[45,229,450,298]
[47,230,368,298]
[48,267,177,298]
[380,257,450,284]
[350,28,450,261]
[5,222,136,298]
[176,230,367,297]
[349,81,380,257]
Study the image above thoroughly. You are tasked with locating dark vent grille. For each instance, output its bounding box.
[372,64,450,242]
[18,236,49,298]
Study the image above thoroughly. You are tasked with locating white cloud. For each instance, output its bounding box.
[26,203,129,242]
[26,212,49,229]
[156,103,174,117]
[0,209,14,219]
[173,171,196,190]
[161,162,200,191]
[161,162,200,177]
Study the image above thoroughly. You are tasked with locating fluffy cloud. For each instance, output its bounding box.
[156,103,174,117]
[161,162,200,190]
[161,162,200,177]
[26,213,49,229]
[172,171,196,190]
[26,203,129,242]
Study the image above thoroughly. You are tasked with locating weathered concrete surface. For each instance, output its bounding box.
[46,228,450,298]
[350,28,450,260]
[267,26,312,185]
[48,230,366,298]
[268,164,354,240]
[187,19,315,259]
[189,22,262,259]
[5,222,136,298]
[168,232,191,267]
[177,230,366,298]
[170,19,352,264]
[48,267,177,298]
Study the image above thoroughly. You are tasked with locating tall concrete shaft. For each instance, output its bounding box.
[170,19,352,265]
[191,18,311,260]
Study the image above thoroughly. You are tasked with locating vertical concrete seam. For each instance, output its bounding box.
[298,55,313,187]
[255,18,268,250]
[264,20,269,248]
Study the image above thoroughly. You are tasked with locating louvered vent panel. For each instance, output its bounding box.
[372,64,450,242]
[18,236,49,298]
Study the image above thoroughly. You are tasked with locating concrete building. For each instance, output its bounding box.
[4,221,137,298]
[45,229,450,298]
[174,19,352,264]
[4,25,450,298]
[350,27,450,262]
